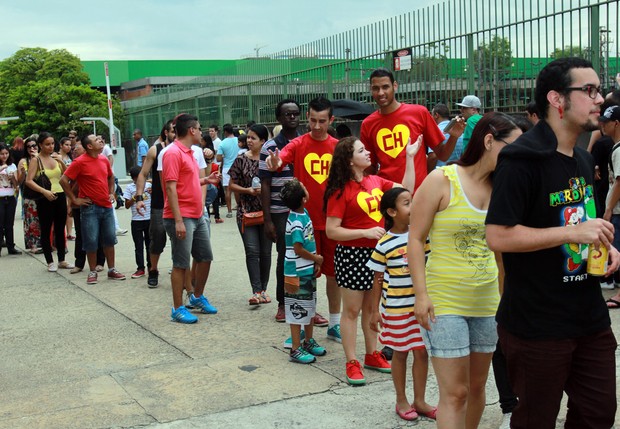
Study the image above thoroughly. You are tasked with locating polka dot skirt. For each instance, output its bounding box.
[335,245,374,291]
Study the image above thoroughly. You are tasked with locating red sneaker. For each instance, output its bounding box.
[275,305,286,322]
[131,269,145,279]
[345,360,366,385]
[108,268,126,281]
[313,312,329,327]
[364,350,392,373]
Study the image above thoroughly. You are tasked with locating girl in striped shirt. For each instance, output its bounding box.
[366,187,436,421]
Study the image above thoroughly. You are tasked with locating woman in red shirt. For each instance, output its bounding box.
[325,135,419,386]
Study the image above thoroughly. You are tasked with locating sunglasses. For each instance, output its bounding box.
[27,145,37,149]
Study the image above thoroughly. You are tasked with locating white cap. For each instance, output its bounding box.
[456,95,482,109]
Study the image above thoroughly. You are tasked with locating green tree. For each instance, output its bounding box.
[474,35,513,81]
[0,47,123,142]
[549,45,592,60]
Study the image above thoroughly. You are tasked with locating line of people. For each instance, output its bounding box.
[1,57,616,429]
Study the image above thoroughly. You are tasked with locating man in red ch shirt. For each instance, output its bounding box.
[267,96,342,343]
[361,68,464,191]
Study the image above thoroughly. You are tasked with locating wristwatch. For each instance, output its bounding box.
[134,194,144,202]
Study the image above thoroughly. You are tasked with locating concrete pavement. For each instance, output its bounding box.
[0,201,618,429]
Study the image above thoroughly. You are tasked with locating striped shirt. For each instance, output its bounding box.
[284,209,316,277]
[367,232,416,314]
[258,132,298,214]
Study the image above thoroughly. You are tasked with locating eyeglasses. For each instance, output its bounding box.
[495,137,513,145]
[565,84,602,99]
[283,112,301,118]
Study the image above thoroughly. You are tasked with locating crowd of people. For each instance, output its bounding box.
[0,58,618,429]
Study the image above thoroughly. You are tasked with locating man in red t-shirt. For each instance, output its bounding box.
[267,96,342,342]
[361,68,465,192]
[60,135,126,284]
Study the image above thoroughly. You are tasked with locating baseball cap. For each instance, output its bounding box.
[456,95,482,109]
[599,105,620,122]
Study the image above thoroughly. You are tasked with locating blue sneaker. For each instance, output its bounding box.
[283,330,305,349]
[289,347,316,364]
[327,324,342,343]
[171,306,198,324]
[301,338,327,356]
[189,293,217,314]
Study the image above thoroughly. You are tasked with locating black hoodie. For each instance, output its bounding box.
[486,120,610,339]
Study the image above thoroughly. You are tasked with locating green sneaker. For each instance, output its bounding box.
[283,330,305,349]
[289,347,316,364]
[327,324,342,343]
[301,338,327,356]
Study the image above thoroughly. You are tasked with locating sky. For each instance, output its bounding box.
[1,0,440,61]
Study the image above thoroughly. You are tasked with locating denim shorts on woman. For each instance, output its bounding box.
[420,315,497,358]
[163,216,213,269]
[80,204,117,253]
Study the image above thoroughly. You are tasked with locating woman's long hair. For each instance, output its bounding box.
[455,112,517,167]
[323,136,358,212]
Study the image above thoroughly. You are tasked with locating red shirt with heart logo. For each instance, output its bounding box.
[361,103,445,192]
[326,175,394,248]
[279,133,338,230]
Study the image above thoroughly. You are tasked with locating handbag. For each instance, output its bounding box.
[23,157,52,200]
[241,210,264,233]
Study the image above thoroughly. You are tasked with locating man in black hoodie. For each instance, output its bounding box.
[486,57,618,429]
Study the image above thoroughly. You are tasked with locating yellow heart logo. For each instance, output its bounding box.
[357,188,384,222]
[304,153,332,184]
[376,125,410,159]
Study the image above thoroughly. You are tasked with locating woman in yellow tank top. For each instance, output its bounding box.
[408,112,521,429]
[25,132,73,272]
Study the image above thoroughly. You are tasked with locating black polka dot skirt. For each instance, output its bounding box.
[334,245,374,291]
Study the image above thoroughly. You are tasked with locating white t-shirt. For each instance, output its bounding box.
[606,140,620,214]
[157,143,207,171]
[0,164,17,197]
[123,182,152,221]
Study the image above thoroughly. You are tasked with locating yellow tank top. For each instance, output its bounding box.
[425,164,499,317]
[43,161,63,194]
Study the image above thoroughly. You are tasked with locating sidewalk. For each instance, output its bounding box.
[0,204,618,429]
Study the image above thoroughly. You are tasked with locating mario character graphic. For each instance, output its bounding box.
[563,206,587,271]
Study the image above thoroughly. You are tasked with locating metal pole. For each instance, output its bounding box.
[104,62,116,151]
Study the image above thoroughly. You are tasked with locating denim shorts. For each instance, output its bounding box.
[421,315,497,358]
[80,204,117,252]
[163,217,213,269]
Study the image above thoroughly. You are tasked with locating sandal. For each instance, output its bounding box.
[395,405,418,421]
[249,293,261,306]
[259,291,272,304]
[417,406,438,420]
[606,298,620,309]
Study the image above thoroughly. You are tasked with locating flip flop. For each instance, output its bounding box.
[606,298,620,309]
[417,406,438,420]
[395,405,418,421]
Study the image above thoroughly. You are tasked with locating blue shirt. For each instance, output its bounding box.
[436,119,464,167]
[217,137,239,169]
[137,138,148,167]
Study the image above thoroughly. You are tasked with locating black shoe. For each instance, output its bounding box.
[7,248,22,255]
[147,270,159,288]
[381,346,394,361]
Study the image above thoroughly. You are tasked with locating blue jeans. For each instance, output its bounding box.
[237,221,272,293]
[421,315,497,358]
[80,204,117,253]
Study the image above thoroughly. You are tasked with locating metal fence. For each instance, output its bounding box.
[123,0,619,141]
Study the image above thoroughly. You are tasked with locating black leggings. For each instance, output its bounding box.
[38,193,67,264]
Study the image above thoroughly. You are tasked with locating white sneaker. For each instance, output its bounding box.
[499,412,512,429]
[58,261,75,269]
[600,280,614,290]
[116,229,128,236]
[47,262,58,272]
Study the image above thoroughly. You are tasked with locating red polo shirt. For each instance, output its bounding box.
[162,141,203,219]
